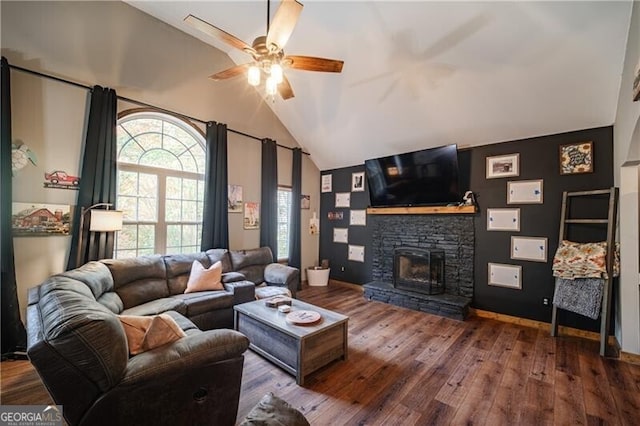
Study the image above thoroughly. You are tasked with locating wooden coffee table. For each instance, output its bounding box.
[234,299,348,385]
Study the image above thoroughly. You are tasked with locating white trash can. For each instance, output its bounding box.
[306,267,330,286]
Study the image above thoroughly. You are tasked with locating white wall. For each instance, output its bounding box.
[613,0,640,354]
[1,1,320,321]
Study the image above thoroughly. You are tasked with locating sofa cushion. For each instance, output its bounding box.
[102,255,168,309]
[61,261,114,300]
[229,247,273,270]
[205,248,233,273]
[171,292,234,317]
[185,261,223,293]
[121,298,187,317]
[164,252,212,295]
[162,311,200,335]
[97,292,124,314]
[119,314,187,356]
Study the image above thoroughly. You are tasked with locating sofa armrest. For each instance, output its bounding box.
[264,263,300,297]
[222,272,247,283]
[223,280,256,305]
[122,329,248,385]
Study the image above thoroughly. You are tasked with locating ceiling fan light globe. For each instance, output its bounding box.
[248,65,261,86]
[271,64,284,84]
[266,76,278,96]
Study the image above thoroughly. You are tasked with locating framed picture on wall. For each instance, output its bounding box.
[243,202,260,230]
[348,245,365,262]
[559,141,593,175]
[487,208,520,231]
[301,194,310,209]
[350,209,367,226]
[510,236,548,262]
[12,202,72,237]
[488,263,522,289]
[228,184,243,213]
[633,58,640,102]
[321,174,332,193]
[507,179,543,204]
[486,153,519,179]
[335,192,351,208]
[333,227,348,244]
[351,172,365,192]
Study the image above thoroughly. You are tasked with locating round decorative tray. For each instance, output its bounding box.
[285,310,322,325]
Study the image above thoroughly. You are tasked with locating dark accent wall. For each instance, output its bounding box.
[320,126,614,332]
[319,165,373,283]
[370,215,474,297]
[471,126,613,331]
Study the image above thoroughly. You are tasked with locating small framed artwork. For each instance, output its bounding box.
[511,236,548,262]
[488,263,522,289]
[348,245,365,262]
[633,59,640,102]
[333,227,348,244]
[352,172,365,192]
[350,209,367,226]
[301,194,310,209]
[327,211,344,220]
[335,192,351,208]
[228,184,243,213]
[487,208,520,231]
[243,202,260,230]
[507,179,543,204]
[486,153,519,179]
[559,142,593,175]
[12,202,73,237]
[321,174,332,193]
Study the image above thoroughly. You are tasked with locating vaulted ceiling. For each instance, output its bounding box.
[127,1,632,171]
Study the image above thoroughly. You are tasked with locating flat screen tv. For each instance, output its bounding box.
[365,144,460,207]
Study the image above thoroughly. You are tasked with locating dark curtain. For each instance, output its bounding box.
[201,122,229,250]
[260,138,278,259]
[67,86,117,270]
[1,57,27,355]
[289,148,302,278]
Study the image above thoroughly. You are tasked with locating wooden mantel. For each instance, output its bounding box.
[366,205,477,215]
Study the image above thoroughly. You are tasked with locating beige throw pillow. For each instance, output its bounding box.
[185,260,223,293]
[119,314,187,356]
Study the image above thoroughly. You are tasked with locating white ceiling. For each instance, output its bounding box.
[126,1,632,171]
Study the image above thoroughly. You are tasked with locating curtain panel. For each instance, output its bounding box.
[260,138,278,258]
[289,148,302,282]
[201,122,229,250]
[67,86,118,270]
[1,57,27,355]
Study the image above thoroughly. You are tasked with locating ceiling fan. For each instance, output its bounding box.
[184,0,344,100]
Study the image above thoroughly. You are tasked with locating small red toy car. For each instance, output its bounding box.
[44,170,80,186]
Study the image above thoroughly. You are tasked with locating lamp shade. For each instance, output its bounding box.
[89,209,123,232]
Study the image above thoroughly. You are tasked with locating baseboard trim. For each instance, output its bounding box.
[469,308,619,347]
[620,351,640,365]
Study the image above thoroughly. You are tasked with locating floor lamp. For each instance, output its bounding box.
[76,203,123,267]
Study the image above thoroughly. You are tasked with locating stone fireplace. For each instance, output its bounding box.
[363,214,474,320]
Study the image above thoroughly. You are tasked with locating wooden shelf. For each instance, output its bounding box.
[366,205,477,215]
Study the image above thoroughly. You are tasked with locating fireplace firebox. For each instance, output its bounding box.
[393,247,445,295]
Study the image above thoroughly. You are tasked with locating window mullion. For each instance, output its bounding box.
[157,171,167,254]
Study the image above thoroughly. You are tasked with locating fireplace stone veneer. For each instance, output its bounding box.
[364,214,474,320]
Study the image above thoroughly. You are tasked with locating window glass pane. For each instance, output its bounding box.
[162,136,188,157]
[118,140,144,164]
[138,248,154,256]
[165,199,181,222]
[166,177,182,199]
[166,225,181,248]
[182,200,197,222]
[163,122,195,147]
[196,201,203,222]
[178,152,198,173]
[133,132,162,152]
[138,197,157,222]
[138,225,155,249]
[139,173,157,196]
[118,196,137,221]
[183,179,197,200]
[121,118,162,136]
[118,171,138,196]
[117,225,138,250]
[116,249,138,259]
[140,149,182,170]
[182,225,198,246]
[277,189,292,259]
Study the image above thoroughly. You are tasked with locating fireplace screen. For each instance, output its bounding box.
[393,247,445,295]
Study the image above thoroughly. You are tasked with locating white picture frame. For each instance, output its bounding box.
[350,209,367,226]
[321,174,332,193]
[228,184,243,213]
[488,263,522,289]
[333,227,348,244]
[335,192,351,208]
[487,208,520,231]
[507,179,543,204]
[348,245,365,262]
[486,153,519,179]
[511,236,548,262]
[351,172,365,192]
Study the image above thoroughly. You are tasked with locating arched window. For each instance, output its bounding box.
[115,110,206,258]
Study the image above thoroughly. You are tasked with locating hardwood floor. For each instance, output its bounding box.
[2,284,639,425]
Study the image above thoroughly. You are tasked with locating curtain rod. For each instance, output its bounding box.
[7,63,309,155]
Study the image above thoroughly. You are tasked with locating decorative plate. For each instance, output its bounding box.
[285,310,322,325]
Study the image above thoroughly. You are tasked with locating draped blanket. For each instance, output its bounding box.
[552,278,604,320]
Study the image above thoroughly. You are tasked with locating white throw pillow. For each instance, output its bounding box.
[185,260,223,293]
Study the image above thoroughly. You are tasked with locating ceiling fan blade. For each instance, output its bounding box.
[184,14,255,55]
[209,63,251,81]
[284,55,344,73]
[266,0,303,51]
[278,75,295,100]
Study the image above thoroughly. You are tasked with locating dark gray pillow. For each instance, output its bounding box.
[240,392,309,426]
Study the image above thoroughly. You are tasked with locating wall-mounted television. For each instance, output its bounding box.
[365,144,460,207]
